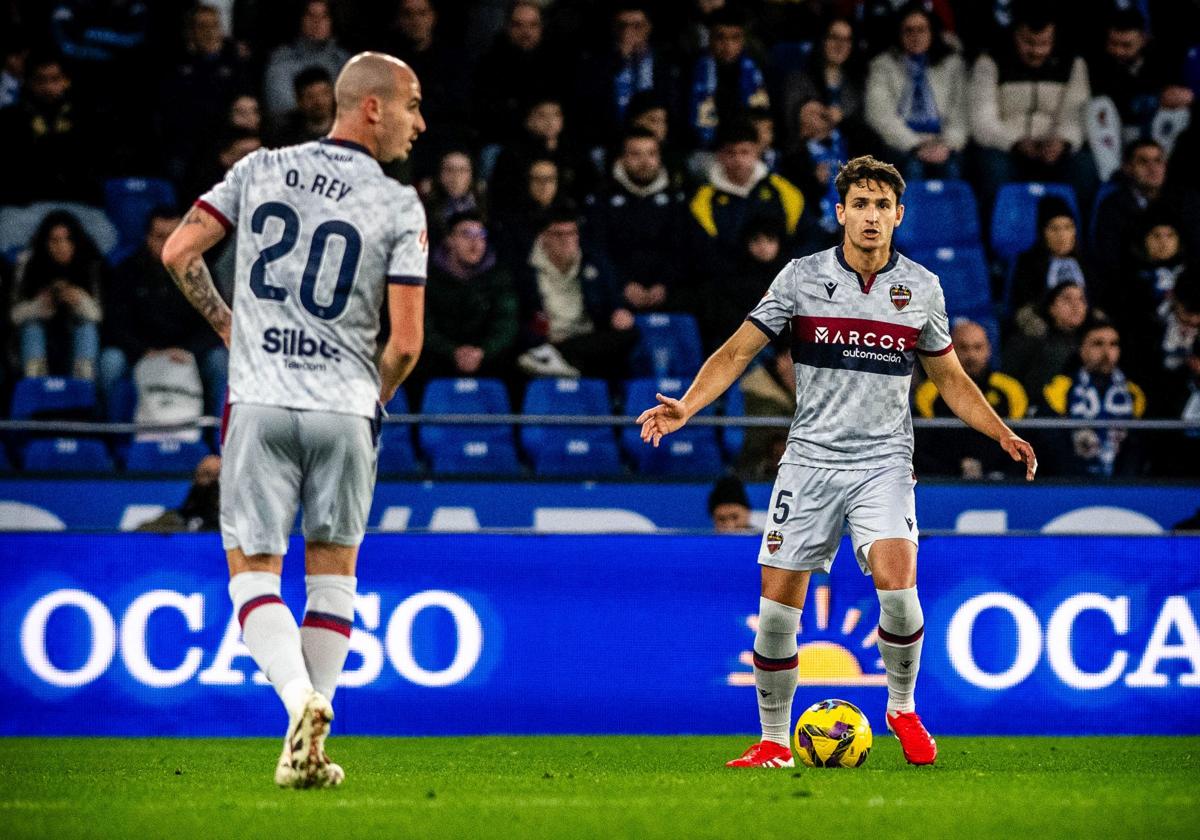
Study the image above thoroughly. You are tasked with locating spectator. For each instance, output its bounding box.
[261,0,349,121]
[688,5,769,149]
[1088,7,1193,144]
[158,4,251,184]
[228,93,261,133]
[708,474,752,533]
[865,2,969,180]
[1003,280,1091,398]
[747,106,780,172]
[418,211,519,379]
[1112,212,1188,384]
[1041,317,1146,477]
[421,148,487,241]
[625,90,687,186]
[183,127,262,215]
[10,211,104,380]
[969,6,1096,215]
[914,319,1028,478]
[516,207,637,381]
[574,3,679,155]
[269,66,334,147]
[98,208,228,417]
[490,96,584,218]
[0,52,98,204]
[388,0,472,166]
[1153,268,1200,399]
[493,156,561,264]
[1091,138,1168,286]
[782,16,869,152]
[780,17,870,239]
[1009,195,1095,315]
[689,119,805,282]
[135,454,221,532]
[586,128,686,313]
[1153,333,1200,478]
[700,216,788,351]
[1,35,28,108]
[473,1,560,146]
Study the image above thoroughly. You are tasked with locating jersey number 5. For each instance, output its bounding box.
[249,201,363,321]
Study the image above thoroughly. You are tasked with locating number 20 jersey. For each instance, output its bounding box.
[196,138,427,420]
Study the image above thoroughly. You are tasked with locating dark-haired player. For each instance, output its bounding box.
[638,155,1037,767]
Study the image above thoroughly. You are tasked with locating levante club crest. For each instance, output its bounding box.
[766,530,784,554]
[889,284,912,311]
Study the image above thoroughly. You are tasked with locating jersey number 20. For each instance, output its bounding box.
[249,201,362,320]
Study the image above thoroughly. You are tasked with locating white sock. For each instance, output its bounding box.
[876,587,924,714]
[228,571,312,719]
[754,597,802,748]
[301,575,357,701]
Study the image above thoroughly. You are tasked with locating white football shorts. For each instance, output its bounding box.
[756,461,918,575]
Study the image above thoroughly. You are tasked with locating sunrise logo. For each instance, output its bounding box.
[728,583,887,687]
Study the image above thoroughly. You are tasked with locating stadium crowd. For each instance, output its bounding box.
[0,0,1198,479]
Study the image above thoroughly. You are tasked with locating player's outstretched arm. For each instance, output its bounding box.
[161,207,233,346]
[637,320,769,447]
[920,350,1038,480]
[379,283,424,403]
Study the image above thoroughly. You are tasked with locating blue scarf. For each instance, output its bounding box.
[902,55,940,134]
[808,130,847,233]
[690,53,767,147]
[1067,368,1137,477]
[614,52,656,123]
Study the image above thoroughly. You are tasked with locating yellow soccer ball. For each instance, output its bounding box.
[793,699,873,768]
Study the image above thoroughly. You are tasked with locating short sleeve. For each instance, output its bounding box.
[386,191,428,287]
[195,150,258,232]
[916,280,953,355]
[746,263,797,338]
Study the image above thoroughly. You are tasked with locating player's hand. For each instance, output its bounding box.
[636,393,690,448]
[1001,433,1038,481]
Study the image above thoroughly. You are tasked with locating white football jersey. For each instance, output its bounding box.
[197,138,427,419]
[747,246,953,469]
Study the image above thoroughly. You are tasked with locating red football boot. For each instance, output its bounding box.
[725,740,795,768]
[887,710,937,765]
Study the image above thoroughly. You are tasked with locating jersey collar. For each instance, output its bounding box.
[319,137,374,158]
[835,244,899,294]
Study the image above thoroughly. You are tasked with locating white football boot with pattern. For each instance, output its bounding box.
[276,691,344,788]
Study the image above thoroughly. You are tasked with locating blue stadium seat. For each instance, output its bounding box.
[989,183,1079,262]
[520,378,622,476]
[419,378,520,475]
[630,313,704,378]
[103,177,177,264]
[907,245,992,314]
[621,378,723,476]
[377,388,420,475]
[23,438,114,473]
[124,438,210,474]
[895,179,981,250]
[11,377,97,420]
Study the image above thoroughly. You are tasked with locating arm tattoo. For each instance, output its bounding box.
[181,208,207,227]
[167,254,232,338]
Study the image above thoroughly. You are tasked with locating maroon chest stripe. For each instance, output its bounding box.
[793,315,922,346]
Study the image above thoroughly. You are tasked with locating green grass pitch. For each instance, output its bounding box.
[1,736,1196,839]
